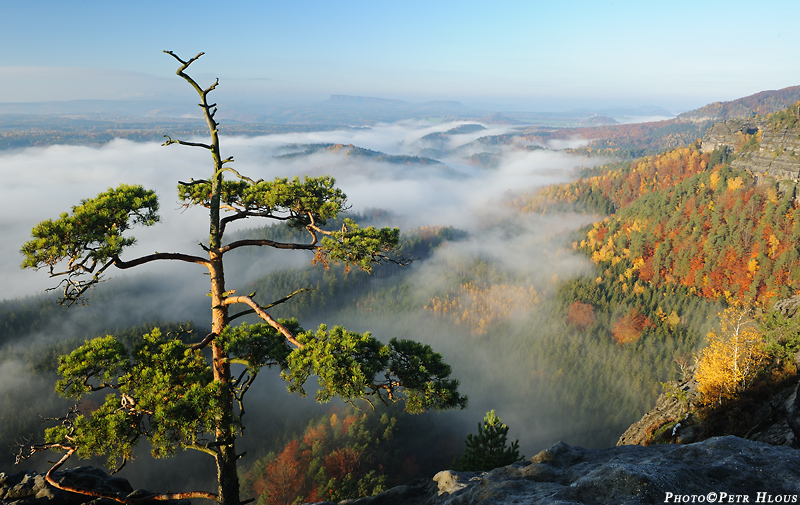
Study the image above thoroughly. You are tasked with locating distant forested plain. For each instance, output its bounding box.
[4,93,800,503]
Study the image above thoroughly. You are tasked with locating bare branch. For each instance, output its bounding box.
[17,402,219,503]
[177,178,210,187]
[186,442,219,457]
[110,458,128,475]
[190,332,216,350]
[229,288,313,323]
[219,239,317,255]
[45,251,207,305]
[163,50,204,71]
[217,166,261,184]
[113,252,210,269]
[222,295,303,348]
[162,135,212,150]
[219,211,295,235]
[41,446,220,503]
[203,79,219,97]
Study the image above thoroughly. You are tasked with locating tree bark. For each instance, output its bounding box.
[209,248,239,505]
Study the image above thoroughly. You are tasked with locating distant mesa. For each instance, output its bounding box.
[328,95,408,106]
[325,95,468,111]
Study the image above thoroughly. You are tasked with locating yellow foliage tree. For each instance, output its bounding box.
[695,308,767,405]
[425,282,539,335]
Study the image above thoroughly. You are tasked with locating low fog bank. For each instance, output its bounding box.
[0,120,594,300]
[0,120,607,489]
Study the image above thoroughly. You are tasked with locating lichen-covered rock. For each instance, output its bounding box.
[312,436,800,505]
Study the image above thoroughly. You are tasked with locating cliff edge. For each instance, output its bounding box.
[307,436,800,505]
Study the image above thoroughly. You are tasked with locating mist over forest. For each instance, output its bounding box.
[0,117,611,489]
[5,82,800,502]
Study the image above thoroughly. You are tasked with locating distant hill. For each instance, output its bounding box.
[418,124,487,143]
[678,85,800,123]
[276,143,442,165]
[268,95,480,125]
[0,96,673,132]
[1,86,797,150]
[486,85,800,159]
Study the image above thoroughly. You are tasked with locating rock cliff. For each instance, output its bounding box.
[10,436,800,505]
[700,113,800,186]
[308,436,800,505]
[619,296,800,449]
[616,372,800,448]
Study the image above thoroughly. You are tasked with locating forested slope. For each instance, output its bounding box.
[517,102,800,309]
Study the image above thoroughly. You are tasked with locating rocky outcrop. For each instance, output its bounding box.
[700,118,800,186]
[309,436,800,505]
[699,119,761,154]
[0,466,189,505]
[619,295,800,449]
[616,358,800,449]
[9,438,800,505]
[616,374,698,446]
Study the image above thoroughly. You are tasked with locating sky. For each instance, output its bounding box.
[2,0,800,112]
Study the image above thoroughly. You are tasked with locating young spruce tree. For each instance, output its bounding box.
[16,51,467,505]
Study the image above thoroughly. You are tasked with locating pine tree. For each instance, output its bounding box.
[15,51,467,505]
[456,410,523,472]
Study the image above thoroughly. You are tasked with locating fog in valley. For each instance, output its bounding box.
[0,121,607,490]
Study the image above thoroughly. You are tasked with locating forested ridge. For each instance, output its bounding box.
[4,94,800,504]
[515,102,800,309]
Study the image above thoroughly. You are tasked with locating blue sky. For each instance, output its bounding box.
[2,0,799,112]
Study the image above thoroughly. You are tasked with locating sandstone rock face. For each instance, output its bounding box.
[700,119,800,187]
[0,466,189,505]
[700,119,760,154]
[617,375,697,446]
[616,361,800,449]
[313,436,800,505]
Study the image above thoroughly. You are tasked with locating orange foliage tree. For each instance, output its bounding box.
[611,308,652,345]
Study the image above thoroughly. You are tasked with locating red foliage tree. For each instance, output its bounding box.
[266,440,310,505]
[324,447,363,481]
[566,301,596,331]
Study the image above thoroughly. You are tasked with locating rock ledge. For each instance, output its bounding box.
[312,436,800,505]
